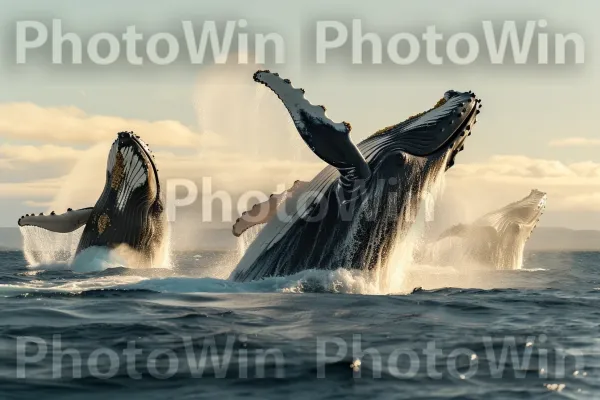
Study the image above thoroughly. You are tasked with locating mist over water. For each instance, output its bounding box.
[48,143,109,212]
[236,225,262,260]
[194,64,309,164]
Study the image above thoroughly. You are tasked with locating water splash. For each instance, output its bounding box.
[366,153,450,294]
[48,143,108,213]
[236,225,263,260]
[20,224,173,270]
[21,226,83,265]
[151,222,174,269]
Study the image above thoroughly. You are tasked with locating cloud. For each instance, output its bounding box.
[0,144,85,165]
[0,177,62,200]
[0,102,220,148]
[444,155,600,220]
[561,192,600,209]
[451,155,600,182]
[548,137,600,147]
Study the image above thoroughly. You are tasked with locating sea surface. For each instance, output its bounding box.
[0,249,598,399]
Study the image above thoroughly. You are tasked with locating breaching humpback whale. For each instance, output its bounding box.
[18,132,167,266]
[421,189,547,269]
[230,70,483,282]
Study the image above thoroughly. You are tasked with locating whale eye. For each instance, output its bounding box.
[153,201,164,214]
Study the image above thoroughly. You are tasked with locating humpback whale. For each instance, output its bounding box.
[230,70,483,283]
[421,189,547,269]
[18,131,167,266]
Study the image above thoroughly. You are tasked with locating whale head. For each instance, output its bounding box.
[499,189,547,229]
[76,131,166,264]
[366,89,481,174]
[355,90,482,232]
[471,188,547,243]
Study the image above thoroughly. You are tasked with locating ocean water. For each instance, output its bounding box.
[0,250,598,399]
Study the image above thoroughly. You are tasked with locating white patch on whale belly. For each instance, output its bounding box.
[116,147,148,212]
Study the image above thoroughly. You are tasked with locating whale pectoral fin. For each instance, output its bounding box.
[18,207,93,233]
[233,180,308,237]
[254,70,371,204]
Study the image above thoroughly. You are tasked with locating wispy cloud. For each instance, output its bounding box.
[447,155,600,215]
[0,177,62,200]
[0,102,220,148]
[0,144,85,164]
[548,137,600,147]
[451,155,600,179]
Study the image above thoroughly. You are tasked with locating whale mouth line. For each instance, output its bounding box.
[129,134,160,202]
[438,100,478,169]
[375,93,481,170]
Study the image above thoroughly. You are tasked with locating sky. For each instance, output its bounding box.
[0,0,599,231]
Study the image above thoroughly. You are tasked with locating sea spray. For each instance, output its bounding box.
[236,224,263,260]
[383,153,450,294]
[20,224,174,270]
[21,225,83,265]
[20,143,105,267]
[419,209,538,272]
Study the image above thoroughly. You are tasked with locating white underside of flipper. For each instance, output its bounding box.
[233,181,308,237]
[18,207,93,233]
